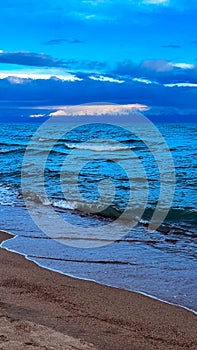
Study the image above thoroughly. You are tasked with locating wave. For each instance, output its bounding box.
[52,200,197,237]
[65,143,131,152]
[21,190,197,233]
[142,207,197,236]
[38,137,71,143]
[25,148,66,156]
[0,142,25,147]
[53,199,76,210]
[22,191,51,206]
[123,138,138,144]
[38,138,53,142]
[0,147,24,155]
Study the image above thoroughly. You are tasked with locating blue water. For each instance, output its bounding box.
[0,121,197,311]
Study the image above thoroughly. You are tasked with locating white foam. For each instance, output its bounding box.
[65,143,130,152]
[52,199,76,210]
[38,138,51,142]
[0,185,17,206]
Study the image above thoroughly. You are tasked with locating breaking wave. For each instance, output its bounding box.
[65,143,131,152]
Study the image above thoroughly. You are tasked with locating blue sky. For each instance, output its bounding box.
[0,0,197,121]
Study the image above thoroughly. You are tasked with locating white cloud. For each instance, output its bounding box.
[143,0,168,4]
[89,75,125,83]
[170,63,195,69]
[140,60,196,74]
[0,69,82,82]
[82,0,107,5]
[6,76,25,84]
[29,114,45,118]
[141,60,173,72]
[49,110,68,117]
[85,14,97,19]
[165,83,197,88]
[133,78,156,85]
[48,103,149,117]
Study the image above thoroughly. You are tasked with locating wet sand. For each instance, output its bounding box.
[0,230,196,350]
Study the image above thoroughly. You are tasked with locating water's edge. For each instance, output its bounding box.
[1,230,196,316]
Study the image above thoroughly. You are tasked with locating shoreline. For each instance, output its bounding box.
[2,230,197,316]
[0,230,197,350]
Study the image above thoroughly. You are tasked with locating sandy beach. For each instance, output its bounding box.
[0,230,196,350]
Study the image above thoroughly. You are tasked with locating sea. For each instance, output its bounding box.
[0,119,196,312]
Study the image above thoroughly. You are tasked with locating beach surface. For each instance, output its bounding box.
[0,230,196,350]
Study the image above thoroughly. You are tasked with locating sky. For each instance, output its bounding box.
[0,0,197,122]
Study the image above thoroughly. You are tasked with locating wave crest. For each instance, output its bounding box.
[65,143,130,152]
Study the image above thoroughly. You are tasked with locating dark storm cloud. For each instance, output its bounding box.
[0,75,197,112]
[160,45,181,48]
[112,59,197,84]
[43,38,84,45]
[0,51,105,70]
[70,39,84,44]
[0,51,66,68]
[43,39,68,45]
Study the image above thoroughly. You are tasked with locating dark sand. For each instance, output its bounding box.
[0,230,196,350]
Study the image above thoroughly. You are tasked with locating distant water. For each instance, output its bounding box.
[0,122,197,312]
